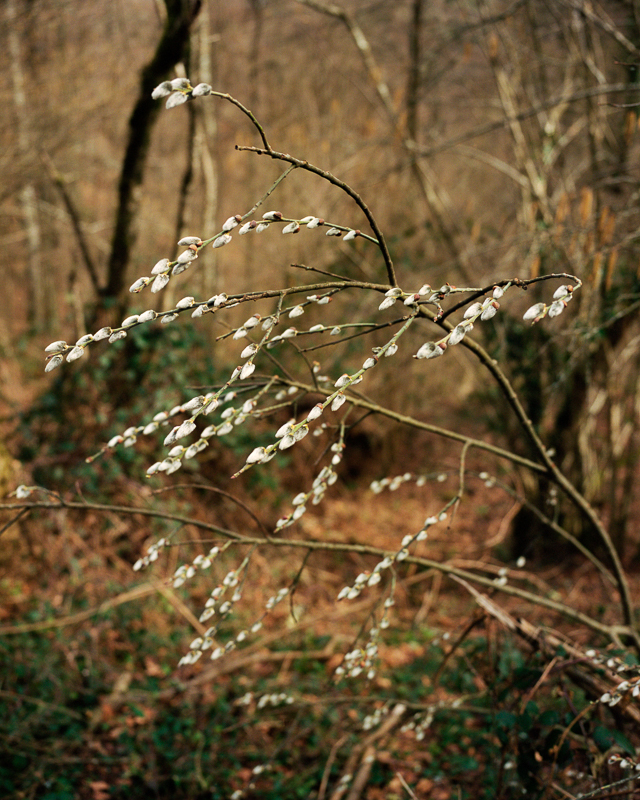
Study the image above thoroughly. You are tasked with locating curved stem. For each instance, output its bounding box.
[209,91,272,151]
[236,144,397,287]
[457,331,636,636]
[200,90,396,286]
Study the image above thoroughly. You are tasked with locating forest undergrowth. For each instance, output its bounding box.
[3,406,640,800]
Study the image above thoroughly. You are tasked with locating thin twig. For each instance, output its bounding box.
[291,262,359,282]
[0,689,84,720]
[432,610,486,686]
[451,327,636,636]
[318,734,350,800]
[209,90,272,151]
[41,152,101,296]
[574,775,640,800]
[0,506,29,538]
[0,583,157,635]
[153,482,271,538]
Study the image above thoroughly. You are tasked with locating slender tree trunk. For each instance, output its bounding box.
[98,0,202,317]
[242,0,265,285]
[7,0,46,331]
[196,0,219,298]
[406,0,424,143]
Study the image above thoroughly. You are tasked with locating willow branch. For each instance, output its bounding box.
[0,500,624,641]
[236,144,396,287]
[208,90,272,151]
[202,89,396,284]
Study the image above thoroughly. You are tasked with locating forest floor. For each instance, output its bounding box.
[2,456,639,799]
[1,343,640,800]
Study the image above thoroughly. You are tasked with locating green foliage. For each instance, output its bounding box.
[2,593,639,800]
[0,622,343,799]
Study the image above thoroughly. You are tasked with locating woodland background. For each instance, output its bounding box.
[2,0,640,798]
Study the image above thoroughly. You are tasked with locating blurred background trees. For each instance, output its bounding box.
[3,1,640,797]
[3,0,640,552]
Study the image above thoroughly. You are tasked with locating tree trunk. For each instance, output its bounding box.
[7,0,46,332]
[97,0,202,319]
